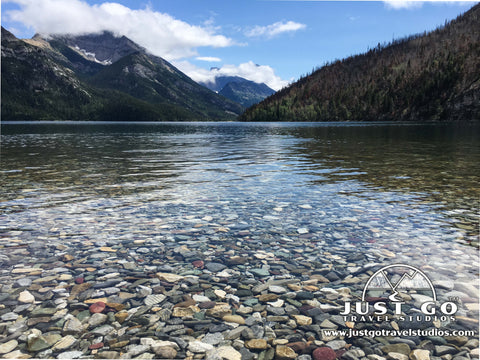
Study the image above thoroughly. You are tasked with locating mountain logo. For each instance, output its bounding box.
[340,263,458,321]
[362,264,436,303]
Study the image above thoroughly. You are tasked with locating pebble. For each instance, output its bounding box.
[18,290,35,303]
[245,339,268,350]
[313,347,337,360]
[276,345,297,360]
[410,349,430,360]
[0,340,18,355]
[188,341,214,353]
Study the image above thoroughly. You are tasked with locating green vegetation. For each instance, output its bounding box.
[1,28,243,121]
[241,4,480,122]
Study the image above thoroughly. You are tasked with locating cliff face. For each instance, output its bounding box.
[1,28,243,121]
[241,4,480,122]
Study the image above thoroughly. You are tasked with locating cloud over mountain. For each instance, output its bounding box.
[174,60,290,91]
[4,0,233,61]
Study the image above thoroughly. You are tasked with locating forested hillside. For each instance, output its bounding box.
[241,4,480,122]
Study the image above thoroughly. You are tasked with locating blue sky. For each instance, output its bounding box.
[2,0,476,90]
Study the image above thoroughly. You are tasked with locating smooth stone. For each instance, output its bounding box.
[188,341,214,353]
[63,316,84,334]
[206,262,227,272]
[15,278,33,287]
[0,340,18,355]
[464,340,479,349]
[453,283,479,298]
[387,353,409,360]
[320,319,337,329]
[326,340,347,351]
[269,285,287,294]
[126,344,150,356]
[259,294,279,302]
[382,344,411,355]
[206,303,231,318]
[409,349,430,360]
[244,298,259,307]
[94,351,119,359]
[154,346,177,359]
[1,312,19,321]
[367,356,387,360]
[151,340,180,352]
[156,273,184,283]
[313,347,337,360]
[51,336,77,351]
[276,345,297,360]
[212,346,242,360]
[91,325,114,336]
[27,336,51,352]
[56,350,83,359]
[88,342,104,350]
[215,289,227,299]
[88,313,107,327]
[193,294,211,303]
[444,336,468,347]
[435,346,457,356]
[250,268,270,277]
[225,326,248,340]
[1,349,31,359]
[245,339,268,350]
[89,301,106,314]
[342,351,366,360]
[203,333,224,346]
[292,315,312,326]
[298,356,313,360]
[172,306,198,317]
[296,291,314,300]
[18,290,35,303]
[145,294,166,306]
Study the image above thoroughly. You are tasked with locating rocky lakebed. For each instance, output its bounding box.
[0,217,478,360]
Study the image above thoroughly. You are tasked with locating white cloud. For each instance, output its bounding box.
[173,60,290,91]
[384,0,424,9]
[196,56,222,62]
[383,0,475,9]
[245,20,306,38]
[4,0,233,61]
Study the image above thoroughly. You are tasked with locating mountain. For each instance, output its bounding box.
[1,29,243,121]
[241,4,480,122]
[201,75,275,107]
[202,75,248,93]
[219,80,276,108]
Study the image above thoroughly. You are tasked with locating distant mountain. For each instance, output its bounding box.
[201,75,275,107]
[219,80,276,108]
[241,4,480,122]
[1,29,243,121]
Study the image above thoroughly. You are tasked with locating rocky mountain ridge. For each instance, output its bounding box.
[1,29,243,121]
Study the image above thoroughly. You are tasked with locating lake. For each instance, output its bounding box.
[0,121,478,357]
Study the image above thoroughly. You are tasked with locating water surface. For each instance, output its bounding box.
[1,121,478,281]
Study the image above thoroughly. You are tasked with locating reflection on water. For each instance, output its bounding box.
[1,122,479,273]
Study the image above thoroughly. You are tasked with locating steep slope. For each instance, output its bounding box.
[1,29,243,121]
[201,75,275,107]
[202,75,249,92]
[1,27,98,120]
[219,80,276,107]
[241,4,480,122]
